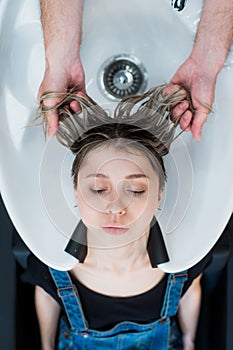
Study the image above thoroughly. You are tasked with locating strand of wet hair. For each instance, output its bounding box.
[36,83,201,154]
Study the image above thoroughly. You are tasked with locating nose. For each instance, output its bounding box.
[105,187,127,216]
[106,198,126,216]
[106,208,126,216]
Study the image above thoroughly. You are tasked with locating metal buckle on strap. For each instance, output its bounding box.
[171,272,188,282]
[57,285,77,298]
[159,317,167,325]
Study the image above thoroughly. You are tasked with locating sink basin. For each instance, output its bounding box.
[0,0,232,271]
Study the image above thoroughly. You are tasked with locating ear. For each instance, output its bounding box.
[74,185,79,199]
[74,188,80,211]
[158,191,163,204]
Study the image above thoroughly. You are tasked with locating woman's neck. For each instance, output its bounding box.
[85,230,150,274]
[71,227,165,297]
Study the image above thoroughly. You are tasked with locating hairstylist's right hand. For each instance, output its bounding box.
[38,59,87,136]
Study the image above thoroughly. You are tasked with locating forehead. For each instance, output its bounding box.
[78,146,156,179]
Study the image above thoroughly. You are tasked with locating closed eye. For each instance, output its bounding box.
[127,190,145,196]
[91,189,107,194]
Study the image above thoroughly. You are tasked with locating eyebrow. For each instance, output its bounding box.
[85,173,149,179]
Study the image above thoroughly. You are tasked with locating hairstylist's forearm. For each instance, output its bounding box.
[39,0,85,136]
[191,0,233,74]
[40,0,84,69]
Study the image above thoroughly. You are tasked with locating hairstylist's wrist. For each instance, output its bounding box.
[45,49,82,71]
[45,55,84,80]
[190,41,229,76]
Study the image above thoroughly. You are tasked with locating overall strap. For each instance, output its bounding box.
[160,271,188,319]
[49,267,88,332]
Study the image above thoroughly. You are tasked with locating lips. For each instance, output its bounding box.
[101,226,129,235]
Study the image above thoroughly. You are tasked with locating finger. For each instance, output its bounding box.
[37,85,43,103]
[164,83,187,97]
[46,110,59,136]
[179,110,193,131]
[164,84,181,95]
[171,100,189,122]
[40,97,60,136]
[70,100,81,113]
[184,125,191,132]
[70,91,88,113]
[190,110,209,141]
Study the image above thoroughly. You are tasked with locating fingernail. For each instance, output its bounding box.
[48,127,56,136]
[183,113,190,120]
[180,102,186,110]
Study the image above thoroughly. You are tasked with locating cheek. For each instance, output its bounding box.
[76,185,107,212]
[75,190,103,226]
[148,190,160,210]
[75,190,90,215]
[130,192,160,224]
[126,194,157,223]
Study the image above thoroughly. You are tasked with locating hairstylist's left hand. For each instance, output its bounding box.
[165,56,215,141]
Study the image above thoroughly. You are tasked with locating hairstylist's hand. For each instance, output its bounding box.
[38,59,87,137]
[164,0,233,141]
[165,56,215,141]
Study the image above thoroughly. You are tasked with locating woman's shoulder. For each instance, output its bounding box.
[21,253,59,300]
[22,253,71,307]
[182,251,213,295]
[188,250,212,277]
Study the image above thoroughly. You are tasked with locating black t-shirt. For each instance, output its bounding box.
[22,252,211,331]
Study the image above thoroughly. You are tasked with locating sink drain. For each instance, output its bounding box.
[98,54,148,100]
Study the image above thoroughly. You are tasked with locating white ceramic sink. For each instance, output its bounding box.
[0,0,232,271]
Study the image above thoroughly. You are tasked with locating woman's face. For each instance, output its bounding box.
[75,146,162,248]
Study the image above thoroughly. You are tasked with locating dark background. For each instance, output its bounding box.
[0,194,233,350]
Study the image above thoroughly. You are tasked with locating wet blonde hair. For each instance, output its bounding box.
[37,83,192,189]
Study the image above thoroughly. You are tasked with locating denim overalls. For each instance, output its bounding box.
[50,268,187,350]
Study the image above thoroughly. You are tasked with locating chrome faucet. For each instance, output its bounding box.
[171,0,187,11]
